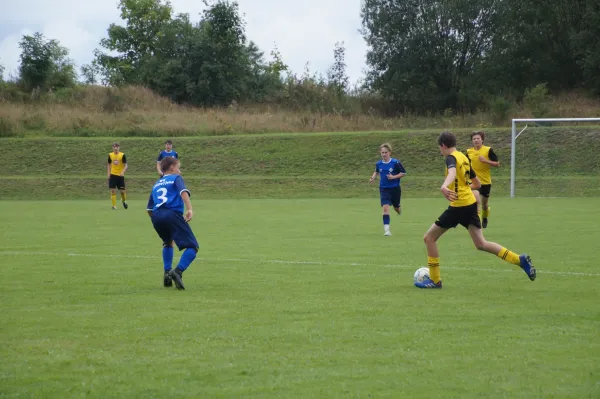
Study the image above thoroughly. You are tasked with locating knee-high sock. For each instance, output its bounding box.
[163,246,174,271]
[176,248,197,272]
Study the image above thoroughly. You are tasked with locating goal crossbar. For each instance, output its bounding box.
[510,118,600,197]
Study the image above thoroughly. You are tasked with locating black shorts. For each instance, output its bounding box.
[108,174,125,189]
[380,187,401,208]
[475,184,491,198]
[435,203,481,229]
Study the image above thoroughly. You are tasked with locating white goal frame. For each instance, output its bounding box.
[510,117,600,197]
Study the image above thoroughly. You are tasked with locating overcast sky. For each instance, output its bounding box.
[0,0,369,86]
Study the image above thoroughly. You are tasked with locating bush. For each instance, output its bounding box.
[524,83,550,118]
[489,97,513,124]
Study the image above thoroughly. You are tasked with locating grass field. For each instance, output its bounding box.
[1,198,599,398]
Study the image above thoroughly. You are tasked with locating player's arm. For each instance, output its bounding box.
[389,161,407,179]
[369,166,378,183]
[121,155,128,176]
[469,167,481,190]
[487,148,500,167]
[146,194,155,217]
[156,152,163,175]
[107,156,111,178]
[440,156,458,201]
[181,191,193,222]
[175,176,193,221]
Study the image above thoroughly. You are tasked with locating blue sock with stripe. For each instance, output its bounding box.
[383,214,390,226]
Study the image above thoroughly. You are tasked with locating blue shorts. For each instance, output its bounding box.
[380,187,401,207]
[151,208,199,251]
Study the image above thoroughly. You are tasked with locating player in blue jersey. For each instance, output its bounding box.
[369,143,407,236]
[156,140,179,176]
[147,157,198,290]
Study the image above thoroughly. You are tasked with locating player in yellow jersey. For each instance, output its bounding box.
[415,131,536,288]
[466,131,499,228]
[107,142,128,210]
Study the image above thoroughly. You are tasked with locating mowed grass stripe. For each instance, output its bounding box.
[2,250,599,277]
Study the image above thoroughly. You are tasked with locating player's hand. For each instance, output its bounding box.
[120,173,124,176]
[441,187,457,201]
[184,210,193,222]
[387,173,394,180]
[369,176,375,183]
[478,155,487,162]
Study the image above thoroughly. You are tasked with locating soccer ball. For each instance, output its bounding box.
[413,267,430,283]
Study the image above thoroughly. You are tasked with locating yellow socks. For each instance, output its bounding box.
[121,192,127,202]
[111,193,117,207]
[482,207,490,219]
[428,256,441,283]
[497,247,520,266]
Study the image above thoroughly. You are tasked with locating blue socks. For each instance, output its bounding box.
[162,246,174,271]
[176,248,197,272]
[383,214,390,225]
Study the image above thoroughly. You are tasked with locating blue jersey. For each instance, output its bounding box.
[146,174,190,214]
[157,150,178,162]
[375,158,406,188]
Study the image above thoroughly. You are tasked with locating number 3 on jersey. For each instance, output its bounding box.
[156,187,168,206]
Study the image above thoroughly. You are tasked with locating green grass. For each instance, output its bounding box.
[2,127,600,199]
[1,198,599,398]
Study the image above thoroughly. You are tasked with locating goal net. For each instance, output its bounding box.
[509,118,600,198]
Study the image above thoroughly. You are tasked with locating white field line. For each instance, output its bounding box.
[0,250,598,277]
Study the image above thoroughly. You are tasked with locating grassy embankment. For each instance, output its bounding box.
[1,86,600,137]
[2,127,599,200]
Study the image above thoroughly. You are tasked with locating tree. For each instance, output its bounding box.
[94,0,174,85]
[18,32,76,91]
[361,0,501,112]
[327,41,349,96]
[187,0,253,106]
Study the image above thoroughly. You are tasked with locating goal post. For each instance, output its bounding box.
[510,117,600,197]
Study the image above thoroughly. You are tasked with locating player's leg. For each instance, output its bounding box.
[169,213,200,290]
[415,208,455,288]
[118,177,128,209]
[472,188,481,221]
[380,188,392,235]
[480,185,491,228]
[393,187,402,215]
[151,210,176,287]
[421,223,448,286]
[467,225,536,281]
[161,240,174,287]
[108,175,117,209]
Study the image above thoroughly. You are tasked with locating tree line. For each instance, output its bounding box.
[2,0,599,115]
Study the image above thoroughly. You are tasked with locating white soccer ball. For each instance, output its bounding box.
[413,267,430,283]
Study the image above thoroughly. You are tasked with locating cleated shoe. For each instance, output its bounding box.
[163,271,173,287]
[519,254,536,281]
[169,268,185,290]
[482,217,488,228]
[384,231,392,236]
[123,201,128,209]
[414,277,442,289]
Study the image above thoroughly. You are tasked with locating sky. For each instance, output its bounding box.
[0,0,369,86]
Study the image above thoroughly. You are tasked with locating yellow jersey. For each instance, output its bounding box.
[466,145,498,185]
[445,150,476,207]
[108,152,127,176]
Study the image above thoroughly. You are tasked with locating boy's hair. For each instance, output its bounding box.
[470,131,485,141]
[437,131,456,148]
[165,140,173,145]
[112,142,120,147]
[160,156,179,173]
[380,143,392,152]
